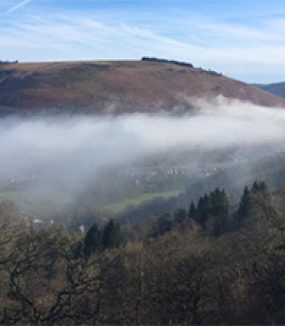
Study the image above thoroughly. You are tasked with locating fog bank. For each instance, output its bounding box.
[1,97,285,214]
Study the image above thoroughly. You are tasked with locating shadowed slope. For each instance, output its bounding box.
[255,82,285,99]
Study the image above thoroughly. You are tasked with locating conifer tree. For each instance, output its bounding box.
[174,208,187,223]
[102,219,124,249]
[189,201,197,219]
[152,213,174,237]
[197,194,210,227]
[83,223,102,256]
[209,188,229,236]
[238,186,251,218]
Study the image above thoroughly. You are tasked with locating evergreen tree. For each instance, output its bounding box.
[238,186,251,218]
[251,181,269,195]
[174,208,187,224]
[250,181,277,224]
[212,189,229,218]
[83,223,102,256]
[189,201,197,219]
[258,181,268,193]
[251,181,260,194]
[236,181,277,230]
[197,194,210,227]
[209,188,229,236]
[194,189,229,235]
[102,219,124,249]
[152,213,174,237]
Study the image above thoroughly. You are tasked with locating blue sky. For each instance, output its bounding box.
[1,0,285,82]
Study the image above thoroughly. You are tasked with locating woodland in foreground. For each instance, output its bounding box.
[0,181,284,325]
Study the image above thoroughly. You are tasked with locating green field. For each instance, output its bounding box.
[0,187,71,216]
[0,188,182,217]
[103,190,182,214]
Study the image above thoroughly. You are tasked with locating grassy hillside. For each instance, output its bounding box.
[1,59,285,114]
[0,187,182,218]
[103,190,181,214]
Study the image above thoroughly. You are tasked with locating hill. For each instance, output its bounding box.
[255,81,285,99]
[0,59,285,114]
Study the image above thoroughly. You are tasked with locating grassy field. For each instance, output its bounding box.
[103,190,181,214]
[0,187,70,216]
[0,188,182,217]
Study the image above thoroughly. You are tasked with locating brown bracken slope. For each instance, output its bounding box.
[0,60,284,114]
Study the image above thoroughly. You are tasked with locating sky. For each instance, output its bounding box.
[1,0,285,82]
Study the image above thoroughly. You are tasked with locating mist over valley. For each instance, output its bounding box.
[1,95,285,228]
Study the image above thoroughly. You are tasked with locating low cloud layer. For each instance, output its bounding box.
[0,98,285,213]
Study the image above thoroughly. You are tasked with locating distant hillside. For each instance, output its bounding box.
[255,82,285,99]
[0,59,285,114]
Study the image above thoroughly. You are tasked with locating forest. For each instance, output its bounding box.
[0,180,284,324]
